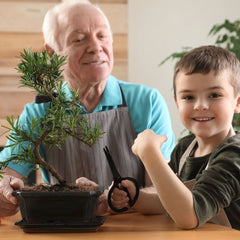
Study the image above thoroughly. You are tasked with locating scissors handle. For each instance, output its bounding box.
[108,177,139,213]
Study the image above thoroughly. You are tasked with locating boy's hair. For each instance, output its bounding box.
[173,45,240,96]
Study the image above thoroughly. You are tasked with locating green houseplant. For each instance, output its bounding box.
[0,49,105,230]
[159,19,240,130]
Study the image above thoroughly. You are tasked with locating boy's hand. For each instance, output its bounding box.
[132,129,167,158]
[110,179,137,210]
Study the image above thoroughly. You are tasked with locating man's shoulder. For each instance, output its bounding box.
[115,78,160,98]
[19,101,48,120]
[117,78,154,90]
[108,75,165,107]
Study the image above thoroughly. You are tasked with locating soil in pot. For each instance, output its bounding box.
[21,183,99,192]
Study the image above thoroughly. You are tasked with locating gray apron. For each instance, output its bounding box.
[45,88,145,189]
[179,138,231,228]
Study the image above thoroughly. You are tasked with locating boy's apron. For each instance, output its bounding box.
[178,138,231,228]
[45,88,145,189]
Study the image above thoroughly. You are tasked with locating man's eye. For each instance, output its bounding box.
[98,32,111,40]
[73,37,85,43]
[98,34,107,40]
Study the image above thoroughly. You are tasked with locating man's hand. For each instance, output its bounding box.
[0,174,24,217]
[96,189,109,216]
[75,177,99,187]
[75,177,110,216]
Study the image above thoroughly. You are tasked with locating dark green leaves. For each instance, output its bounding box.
[208,19,240,60]
[17,49,67,97]
[159,47,192,66]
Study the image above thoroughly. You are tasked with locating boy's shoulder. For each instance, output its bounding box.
[217,132,240,151]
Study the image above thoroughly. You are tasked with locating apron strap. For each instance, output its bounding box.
[178,138,197,175]
[117,86,127,108]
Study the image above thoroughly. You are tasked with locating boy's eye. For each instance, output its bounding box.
[209,93,221,98]
[182,95,194,100]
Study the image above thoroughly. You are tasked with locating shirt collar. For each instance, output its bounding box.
[63,75,122,112]
[99,75,122,108]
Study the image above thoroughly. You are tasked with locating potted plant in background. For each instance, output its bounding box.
[159,19,240,131]
[0,49,105,232]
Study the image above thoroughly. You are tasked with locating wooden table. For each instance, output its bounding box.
[1,212,240,240]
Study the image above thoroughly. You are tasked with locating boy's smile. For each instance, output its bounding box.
[192,117,214,122]
[174,70,240,150]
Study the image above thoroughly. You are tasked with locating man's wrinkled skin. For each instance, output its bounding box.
[0,168,24,217]
[76,177,109,215]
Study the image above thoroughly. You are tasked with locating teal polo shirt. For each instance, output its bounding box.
[1,75,175,181]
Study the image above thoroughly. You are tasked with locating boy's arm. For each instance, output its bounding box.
[133,186,166,214]
[132,129,198,229]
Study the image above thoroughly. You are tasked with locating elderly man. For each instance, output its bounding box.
[0,0,175,217]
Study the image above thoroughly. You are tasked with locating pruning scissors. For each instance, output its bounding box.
[103,146,139,213]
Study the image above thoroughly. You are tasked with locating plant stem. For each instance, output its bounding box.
[34,130,66,185]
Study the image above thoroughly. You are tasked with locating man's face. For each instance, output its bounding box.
[56,4,114,86]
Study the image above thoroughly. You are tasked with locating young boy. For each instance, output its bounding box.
[110,45,240,230]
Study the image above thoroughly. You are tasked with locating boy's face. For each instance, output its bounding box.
[174,70,240,141]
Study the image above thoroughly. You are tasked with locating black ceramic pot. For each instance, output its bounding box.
[12,186,104,224]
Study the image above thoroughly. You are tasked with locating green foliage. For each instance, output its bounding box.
[159,19,240,131]
[208,19,240,59]
[0,49,104,184]
[159,47,192,66]
[159,19,240,65]
[18,49,66,97]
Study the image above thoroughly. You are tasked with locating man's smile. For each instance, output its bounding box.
[85,61,105,65]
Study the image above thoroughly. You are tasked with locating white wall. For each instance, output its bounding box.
[128,0,240,141]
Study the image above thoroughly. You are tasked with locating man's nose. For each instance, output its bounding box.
[87,37,102,53]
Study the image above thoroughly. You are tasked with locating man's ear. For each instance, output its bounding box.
[44,44,55,54]
[234,96,240,113]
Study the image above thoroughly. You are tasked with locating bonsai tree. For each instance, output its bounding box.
[159,19,240,130]
[0,49,104,185]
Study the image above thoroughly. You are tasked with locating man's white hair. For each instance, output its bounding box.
[42,0,112,52]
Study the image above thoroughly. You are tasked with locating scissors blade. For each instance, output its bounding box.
[103,146,121,180]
